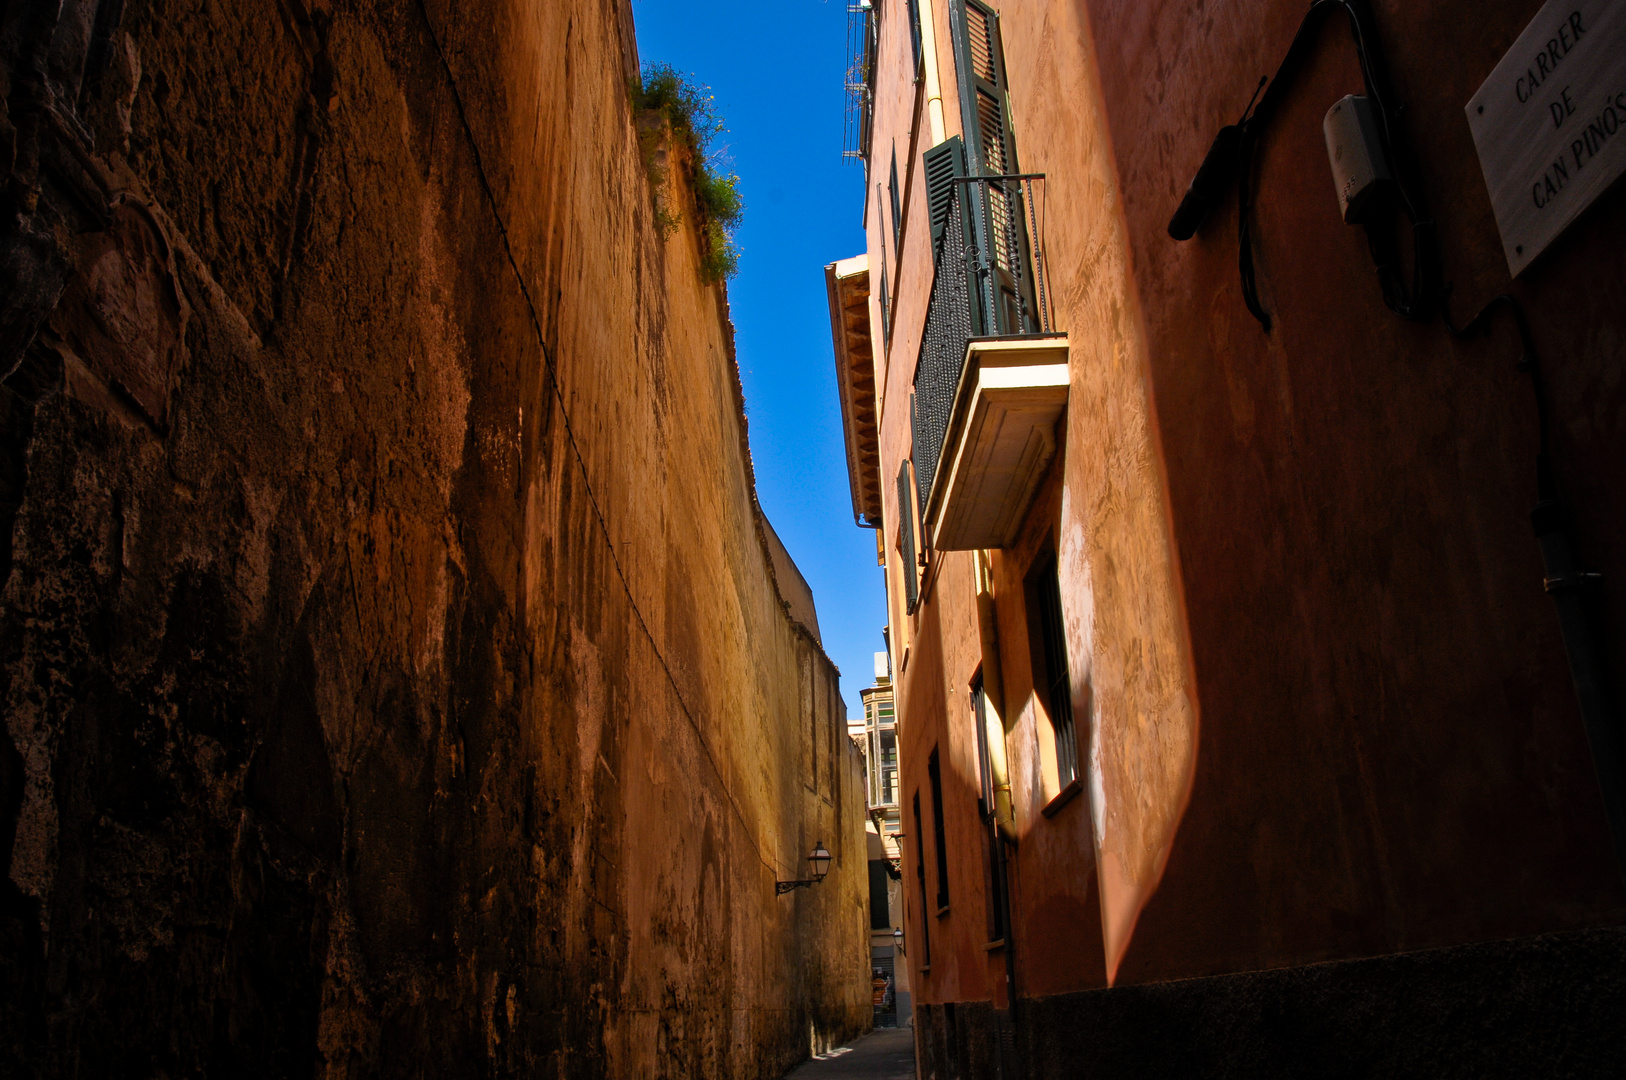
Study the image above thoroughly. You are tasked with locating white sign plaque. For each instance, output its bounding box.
[1466,0,1626,276]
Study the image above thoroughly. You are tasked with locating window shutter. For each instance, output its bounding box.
[923,136,966,248]
[950,0,1017,177]
[906,0,923,72]
[896,459,920,613]
[889,151,903,256]
[879,196,892,346]
[1034,557,1079,788]
[928,748,950,910]
[913,792,932,966]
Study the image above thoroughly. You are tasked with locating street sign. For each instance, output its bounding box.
[1466,0,1626,277]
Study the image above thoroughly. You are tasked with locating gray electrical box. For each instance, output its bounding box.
[1323,95,1392,224]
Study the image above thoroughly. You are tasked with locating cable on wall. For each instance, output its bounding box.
[1169,0,1440,329]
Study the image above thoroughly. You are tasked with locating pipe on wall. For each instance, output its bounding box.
[919,0,947,144]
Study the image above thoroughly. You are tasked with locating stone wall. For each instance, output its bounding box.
[0,1,869,1076]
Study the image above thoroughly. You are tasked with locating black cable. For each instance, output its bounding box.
[1442,290,1548,460]
[1228,0,1439,328]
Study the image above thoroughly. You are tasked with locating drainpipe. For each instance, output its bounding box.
[1531,456,1626,876]
[919,0,948,145]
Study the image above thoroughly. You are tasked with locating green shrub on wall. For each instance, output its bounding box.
[632,63,744,282]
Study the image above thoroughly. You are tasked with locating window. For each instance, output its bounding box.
[877,183,892,345]
[928,748,950,911]
[973,679,1008,944]
[906,0,923,72]
[889,150,903,259]
[896,458,920,613]
[869,859,892,929]
[972,679,995,820]
[868,726,882,806]
[880,728,898,805]
[1029,555,1079,789]
[913,791,932,968]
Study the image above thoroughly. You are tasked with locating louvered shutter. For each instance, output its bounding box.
[923,136,966,249]
[948,0,1038,335]
[950,0,1017,178]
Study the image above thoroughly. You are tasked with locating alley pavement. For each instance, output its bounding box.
[780,1027,917,1080]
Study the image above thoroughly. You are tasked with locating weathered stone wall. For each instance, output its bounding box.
[0,1,869,1076]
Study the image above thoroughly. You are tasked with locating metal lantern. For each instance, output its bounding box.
[776,842,834,895]
[809,842,832,882]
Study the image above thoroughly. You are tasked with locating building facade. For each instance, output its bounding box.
[829,0,1626,1075]
[860,651,902,842]
[854,650,913,1027]
[0,1,870,1076]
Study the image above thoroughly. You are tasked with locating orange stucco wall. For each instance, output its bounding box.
[861,0,1626,1009]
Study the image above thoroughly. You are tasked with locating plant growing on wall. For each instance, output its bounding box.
[632,63,745,282]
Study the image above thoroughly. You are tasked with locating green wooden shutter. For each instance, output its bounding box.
[950,0,1017,177]
[948,0,1038,335]
[923,136,966,248]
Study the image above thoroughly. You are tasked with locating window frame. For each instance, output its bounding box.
[1026,552,1080,795]
[928,747,951,913]
[913,791,933,969]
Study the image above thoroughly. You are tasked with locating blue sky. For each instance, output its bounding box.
[629,0,885,717]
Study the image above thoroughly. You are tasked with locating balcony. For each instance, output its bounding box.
[912,174,1067,552]
[826,255,883,527]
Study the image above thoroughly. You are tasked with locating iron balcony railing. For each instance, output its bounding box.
[842,2,878,163]
[912,173,1053,522]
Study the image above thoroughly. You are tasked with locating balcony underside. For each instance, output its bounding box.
[927,337,1069,551]
[825,256,883,526]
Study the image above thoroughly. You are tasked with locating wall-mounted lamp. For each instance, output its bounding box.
[776,842,833,895]
[893,926,905,955]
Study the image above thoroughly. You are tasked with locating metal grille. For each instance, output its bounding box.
[912,186,977,520]
[912,175,1051,523]
[843,3,876,163]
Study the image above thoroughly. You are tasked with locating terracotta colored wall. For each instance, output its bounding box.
[867,0,1190,1006]
[0,1,868,1076]
[861,0,1626,1012]
[1082,0,1626,985]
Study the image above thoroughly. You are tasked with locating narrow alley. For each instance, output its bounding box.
[781,1029,917,1080]
[3,1,1626,1078]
